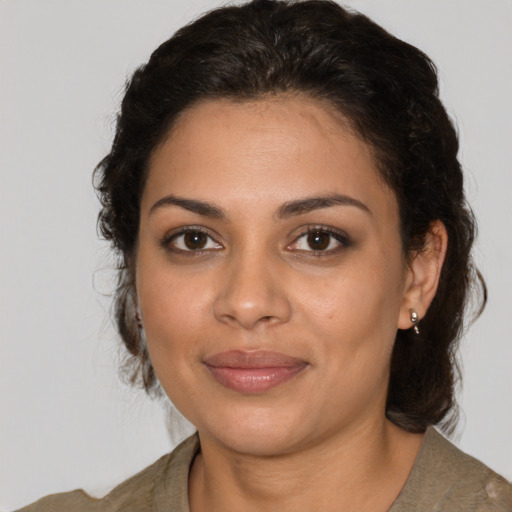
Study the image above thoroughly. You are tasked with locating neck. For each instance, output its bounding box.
[189,418,424,512]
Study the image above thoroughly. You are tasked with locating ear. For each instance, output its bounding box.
[398,220,448,330]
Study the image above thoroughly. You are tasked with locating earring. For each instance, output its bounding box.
[135,307,148,344]
[135,309,143,330]
[409,308,420,335]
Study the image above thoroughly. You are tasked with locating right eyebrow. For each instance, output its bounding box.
[149,194,225,219]
[276,193,371,218]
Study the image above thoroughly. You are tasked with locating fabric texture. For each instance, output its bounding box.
[16,427,512,511]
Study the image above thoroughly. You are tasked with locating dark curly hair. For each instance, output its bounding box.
[94,0,486,433]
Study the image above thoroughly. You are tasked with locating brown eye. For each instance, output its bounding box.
[288,227,350,255]
[166,229,222,253]
[307,231,330,250]
[184,231,208,250]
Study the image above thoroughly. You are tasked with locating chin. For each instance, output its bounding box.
[209,426,301,457]
[193,403,319,457]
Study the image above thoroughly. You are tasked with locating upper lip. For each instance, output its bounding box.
[203,350,307,368]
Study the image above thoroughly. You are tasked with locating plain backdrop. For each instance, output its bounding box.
[1,0,511,510]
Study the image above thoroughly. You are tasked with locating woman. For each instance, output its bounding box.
[16,0,512,510]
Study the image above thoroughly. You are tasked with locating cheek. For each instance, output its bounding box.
[136,266,212,409]
[138,270,209,344]
[299,267,400,326]
[134,244,211,362]
[298,262,404,404]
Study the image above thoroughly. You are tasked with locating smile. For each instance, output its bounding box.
[203,350,308,394]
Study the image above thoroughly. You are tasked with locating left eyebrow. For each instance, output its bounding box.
[276,193,371,218]
[149,194,225,218]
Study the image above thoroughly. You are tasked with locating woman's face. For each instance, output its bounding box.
[136,96,414,456]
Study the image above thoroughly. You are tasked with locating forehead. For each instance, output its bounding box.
[142,95,396,220]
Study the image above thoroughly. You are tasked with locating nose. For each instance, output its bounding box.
[213,250,292,330]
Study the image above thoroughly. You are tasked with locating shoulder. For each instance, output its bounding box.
[391,427,512,512]
[14,434,199,512]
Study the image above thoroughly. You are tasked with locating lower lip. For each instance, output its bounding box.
[205,364,307,394]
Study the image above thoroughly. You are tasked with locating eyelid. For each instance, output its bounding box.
[287,225,351,254]
[160,225,223,253]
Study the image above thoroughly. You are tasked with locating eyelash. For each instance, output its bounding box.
[289,225,351,256]
[161,226,222,254]
[160,225,351,256]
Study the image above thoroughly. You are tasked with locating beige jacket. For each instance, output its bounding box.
[16,427,512,511]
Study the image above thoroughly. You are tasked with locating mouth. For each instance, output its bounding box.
[203,349,308,394]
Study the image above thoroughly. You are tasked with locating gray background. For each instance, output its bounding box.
[1,0,511,510]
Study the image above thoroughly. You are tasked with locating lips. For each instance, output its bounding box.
[203,350,308,394]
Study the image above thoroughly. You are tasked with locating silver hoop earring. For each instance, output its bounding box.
[409,308,420,335]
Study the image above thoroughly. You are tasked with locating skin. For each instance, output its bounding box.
[136,96,447,511]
